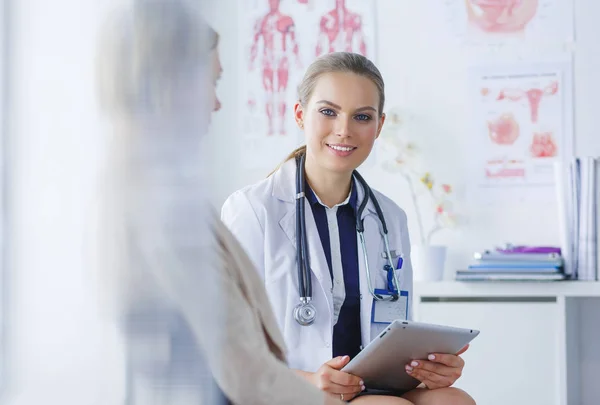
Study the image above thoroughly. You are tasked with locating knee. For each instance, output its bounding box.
[437,387,476,405]
[351,395,414,405]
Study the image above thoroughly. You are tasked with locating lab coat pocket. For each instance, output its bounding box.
[376,250,405,290]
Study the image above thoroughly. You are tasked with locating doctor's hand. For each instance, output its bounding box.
[405,344,469,390]
[307,356,366,401]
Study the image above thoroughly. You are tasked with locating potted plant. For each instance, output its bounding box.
[379,108,459,281]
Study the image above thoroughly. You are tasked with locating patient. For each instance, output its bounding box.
[96,1,344,404]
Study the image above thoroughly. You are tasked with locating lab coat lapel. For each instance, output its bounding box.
[271,159,296,203]
[303,200,333,291]
[355,179,384,346]
[275,159,301,248]
[275,159,332,301]
[278,200,332,292]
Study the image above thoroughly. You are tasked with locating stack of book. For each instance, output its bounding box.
[456,246,566,281]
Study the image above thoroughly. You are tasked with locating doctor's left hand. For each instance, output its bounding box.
[405,344,469,389]
[308,356,365,401]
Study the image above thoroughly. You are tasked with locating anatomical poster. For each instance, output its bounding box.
[468,61,573,189]
[438,0,574,47]
[238,0,377,170]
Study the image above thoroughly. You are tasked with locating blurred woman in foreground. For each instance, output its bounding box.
[96,1,344,404]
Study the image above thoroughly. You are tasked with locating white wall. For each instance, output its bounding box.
[201,1,267,205]
[6,0,124,403]
[208,0,600,275]
[3,0,599,404]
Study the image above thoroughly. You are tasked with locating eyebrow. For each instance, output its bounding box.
[315,100,377,113]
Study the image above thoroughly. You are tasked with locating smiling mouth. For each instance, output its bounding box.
[327,143,357,152]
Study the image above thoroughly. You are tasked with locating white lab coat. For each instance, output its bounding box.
[221,159,413,373]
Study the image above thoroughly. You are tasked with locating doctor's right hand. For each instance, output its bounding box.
[308,356,366,401]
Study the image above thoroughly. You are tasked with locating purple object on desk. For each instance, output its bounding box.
[495,245,561,255]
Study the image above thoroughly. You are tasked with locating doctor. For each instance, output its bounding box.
[222,52,474,405]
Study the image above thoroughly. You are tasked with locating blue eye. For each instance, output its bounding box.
[355,114,372,121]
[320,108,336,117]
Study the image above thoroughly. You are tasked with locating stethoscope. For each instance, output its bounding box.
[293,153,403,326]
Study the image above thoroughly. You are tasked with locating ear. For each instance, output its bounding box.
[294,101,304,129]
[375,113,386,139]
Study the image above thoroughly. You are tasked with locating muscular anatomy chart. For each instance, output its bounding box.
[239,0,376,170]
[469,63,572,188]
[248,0,302,137]
[315,0,368,57]
[439,0,573,46]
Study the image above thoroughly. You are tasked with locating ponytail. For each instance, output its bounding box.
[267,145,306,177]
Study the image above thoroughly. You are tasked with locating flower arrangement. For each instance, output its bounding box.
[418,173,457,244]
[379,108,458,245]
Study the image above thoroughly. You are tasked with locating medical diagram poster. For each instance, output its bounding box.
[467,61,573,190]
[435,0,574,47]
[238,0,377,170]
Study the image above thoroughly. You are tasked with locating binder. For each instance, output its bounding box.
[473,251,562,263]
[467,264,562,273]
[456,271,566,282]
[596,158,600,281]
[577,157,597,281]
[555,160,573,277]
[570,157,581,278]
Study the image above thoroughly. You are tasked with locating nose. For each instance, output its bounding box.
[213,97,222,112]
[335,116,351,137]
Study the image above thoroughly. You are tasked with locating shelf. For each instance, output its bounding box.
[414,281,600,298]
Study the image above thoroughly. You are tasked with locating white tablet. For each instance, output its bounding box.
[342,320,480,393]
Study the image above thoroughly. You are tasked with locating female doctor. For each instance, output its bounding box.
[222,52,474,405]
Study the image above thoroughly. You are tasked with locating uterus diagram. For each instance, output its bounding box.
[486,80,560,159]
[488,113,520,145]
[466,0,539,34]
[496,81,558,124]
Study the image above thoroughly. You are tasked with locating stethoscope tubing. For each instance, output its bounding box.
[294,153,403,326]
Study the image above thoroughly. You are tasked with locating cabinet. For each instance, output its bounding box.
[413,282,600,405]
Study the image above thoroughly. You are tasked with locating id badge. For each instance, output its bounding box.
[371,289,409,324]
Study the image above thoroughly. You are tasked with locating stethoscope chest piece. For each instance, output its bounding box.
[292,153,402,326]
[293,299,316,326]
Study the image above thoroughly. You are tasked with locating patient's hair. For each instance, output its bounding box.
[95,0,220,313]
[97,0,218,119]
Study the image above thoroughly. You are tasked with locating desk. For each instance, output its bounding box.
[413,281,600,405]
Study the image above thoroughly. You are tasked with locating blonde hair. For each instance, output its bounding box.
[97,0,219,120]
[271,52,385,175]
[95,0,220,314]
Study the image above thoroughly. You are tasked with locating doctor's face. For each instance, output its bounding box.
[295,72,385,175]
